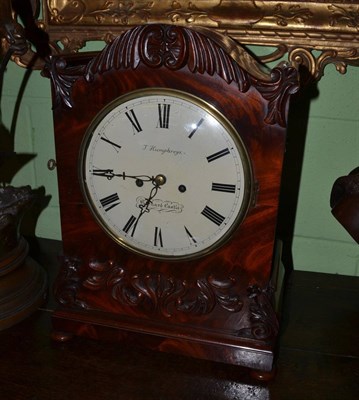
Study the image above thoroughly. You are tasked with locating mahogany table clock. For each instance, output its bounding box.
[46,24,299,375]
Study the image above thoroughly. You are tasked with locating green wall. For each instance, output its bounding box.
[291,66,359,275]
[1,56,358,275]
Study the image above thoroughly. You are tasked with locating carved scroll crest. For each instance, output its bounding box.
[48,24,298,126]
[84,24,253,93]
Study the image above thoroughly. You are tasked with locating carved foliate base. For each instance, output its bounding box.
[51,250,283,372]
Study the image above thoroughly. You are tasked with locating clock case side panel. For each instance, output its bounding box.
[46,24,299,371]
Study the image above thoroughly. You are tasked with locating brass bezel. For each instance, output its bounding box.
[79,88,253,261]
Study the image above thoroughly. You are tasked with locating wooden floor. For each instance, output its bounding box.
[1,239,359,400]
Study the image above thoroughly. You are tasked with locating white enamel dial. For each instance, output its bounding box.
[79,89,252,260]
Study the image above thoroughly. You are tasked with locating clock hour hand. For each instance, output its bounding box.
[91,169,116,179]
[91,169,154,185]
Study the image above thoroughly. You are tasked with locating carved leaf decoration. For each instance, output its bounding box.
[237,285,279,342]
[129,274,188,317]
[207,275,243,312]
[54,256,89,309]
[176,279,217,315]
[272,4,313,27]
[252,3,313,27]
[84,26,143,79]
[254,63,300,127]
[329,5,359,30]
[45,58,85,108]
[82,260,243,318]
[184,27,250,92]
[167,1,216,24]
[49,0,155,25]
[176,276,243,315]
[82,259,120,290]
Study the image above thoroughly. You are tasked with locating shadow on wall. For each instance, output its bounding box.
[0,69,51,248]
[0,0,51,246]
[276,70,319,272]
[0,0,51,184]
[0,74,36,186]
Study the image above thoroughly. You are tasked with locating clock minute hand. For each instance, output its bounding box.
[142,174,167,213]
[130,174,167,236]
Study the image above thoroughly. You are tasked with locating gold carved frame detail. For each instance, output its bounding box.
[2,0,359,79]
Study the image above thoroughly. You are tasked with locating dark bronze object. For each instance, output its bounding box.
[331,168,359,244]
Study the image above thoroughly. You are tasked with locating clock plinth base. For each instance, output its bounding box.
[0,238,47,330]
[250,366,277,381]
[51,329,75,343]
[51,308,276,372]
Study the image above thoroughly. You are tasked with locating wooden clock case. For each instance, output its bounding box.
[46,24,299,374]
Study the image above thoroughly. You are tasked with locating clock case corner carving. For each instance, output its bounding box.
[48,24,298,372]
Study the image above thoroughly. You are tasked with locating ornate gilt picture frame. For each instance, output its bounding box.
[2,1,359,79]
